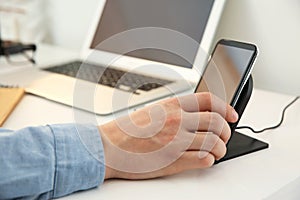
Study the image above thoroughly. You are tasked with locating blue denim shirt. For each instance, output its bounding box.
[0,124,105,200]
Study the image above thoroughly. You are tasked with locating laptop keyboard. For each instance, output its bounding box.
[43,61,173,93]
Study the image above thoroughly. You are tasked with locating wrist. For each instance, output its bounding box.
[98,123,120,180]
[104,166,116,180]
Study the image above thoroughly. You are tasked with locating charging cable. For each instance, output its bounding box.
[236,96,300,133]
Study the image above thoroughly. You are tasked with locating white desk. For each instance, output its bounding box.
[2,44,300,200]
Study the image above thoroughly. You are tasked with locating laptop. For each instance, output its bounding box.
[0,0,226,115]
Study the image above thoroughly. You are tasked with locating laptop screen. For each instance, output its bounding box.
[90,0,215,68]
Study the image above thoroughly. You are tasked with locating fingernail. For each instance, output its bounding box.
[232,109,239,120]
[198,151,208,159]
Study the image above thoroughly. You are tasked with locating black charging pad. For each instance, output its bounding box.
[215,76,269,164]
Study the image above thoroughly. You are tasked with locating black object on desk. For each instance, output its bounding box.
[0,26,36,64]
[216,75,269,164]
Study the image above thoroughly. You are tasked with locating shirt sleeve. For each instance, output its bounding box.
[0,124,105,200]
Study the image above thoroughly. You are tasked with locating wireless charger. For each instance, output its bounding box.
[215,75,269,164]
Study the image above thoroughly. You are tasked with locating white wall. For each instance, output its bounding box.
[45,0,102,50]
[46,0,300,95]
[215,0,300,95]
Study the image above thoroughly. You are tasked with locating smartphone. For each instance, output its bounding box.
[194,39,258,107]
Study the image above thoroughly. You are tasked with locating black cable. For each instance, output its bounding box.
[236,96,300,133]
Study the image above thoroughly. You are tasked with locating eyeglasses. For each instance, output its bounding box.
[0,40,36,65]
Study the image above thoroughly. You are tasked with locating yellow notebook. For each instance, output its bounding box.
[0,87,24,126]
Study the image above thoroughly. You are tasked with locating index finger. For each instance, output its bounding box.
[177,92,238,123]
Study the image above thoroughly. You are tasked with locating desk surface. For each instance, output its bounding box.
[1,44,300,200]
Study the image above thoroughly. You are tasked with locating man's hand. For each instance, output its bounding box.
[98,92,238,180]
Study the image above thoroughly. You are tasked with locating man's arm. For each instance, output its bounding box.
[0,93,238,199]
[0,124,105,199]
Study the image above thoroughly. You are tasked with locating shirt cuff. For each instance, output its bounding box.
[48,124,105,198]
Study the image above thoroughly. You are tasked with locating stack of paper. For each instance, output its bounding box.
[0,87,24,126]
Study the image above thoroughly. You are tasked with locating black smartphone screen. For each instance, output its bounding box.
[195,39,257,107]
